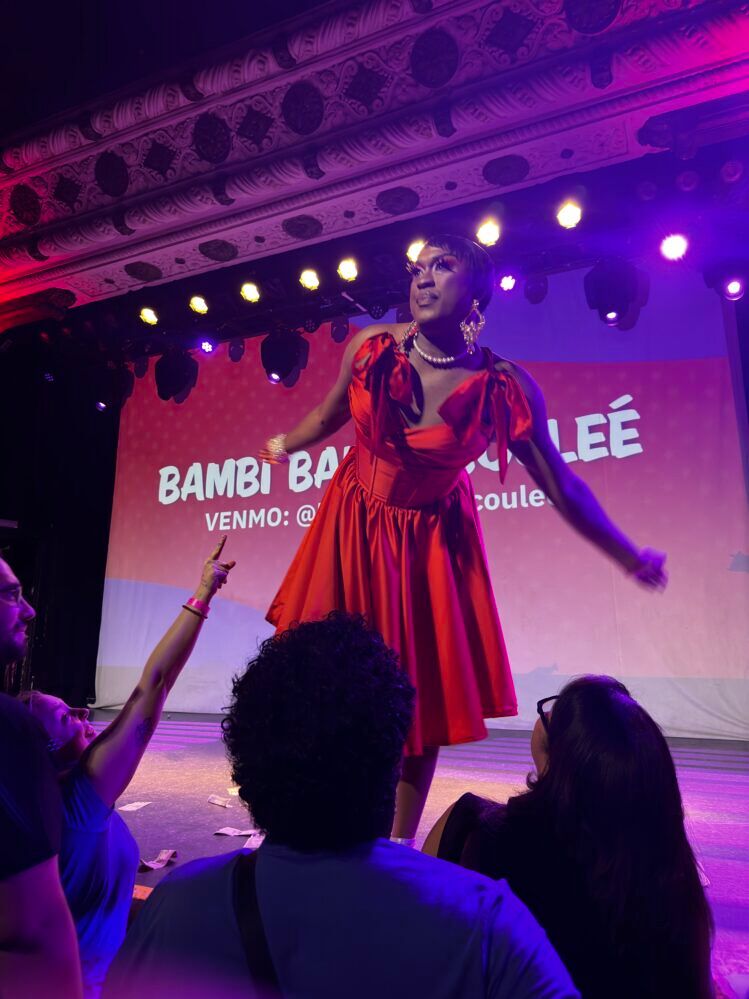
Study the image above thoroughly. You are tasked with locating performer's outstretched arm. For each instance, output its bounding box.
[79,539,235,807]
[260,323,390,461]
[505,364,667,590]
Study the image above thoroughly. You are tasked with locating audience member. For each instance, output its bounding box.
[18,538,234,998]
[106,612,579,999]
[0,557,82,998]
[423,675,714,999]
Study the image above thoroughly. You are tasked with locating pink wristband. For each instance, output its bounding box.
[186,597,210,618]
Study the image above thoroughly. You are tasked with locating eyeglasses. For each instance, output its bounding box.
[536,695,559,733]
[0,584,23,605]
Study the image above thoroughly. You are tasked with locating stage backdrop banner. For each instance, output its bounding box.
[96,268,748,739]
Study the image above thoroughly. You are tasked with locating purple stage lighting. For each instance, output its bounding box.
[499,274,517,292]
[268,372,282,383]
[200,340,215,354]
[660,234,688,261]
[723,278,745,301]
[96,401,108,411]
[604,311,619,325]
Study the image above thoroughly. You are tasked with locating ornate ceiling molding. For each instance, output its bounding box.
[0,0,747,319]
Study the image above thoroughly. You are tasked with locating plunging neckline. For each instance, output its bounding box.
[395,338,494,434]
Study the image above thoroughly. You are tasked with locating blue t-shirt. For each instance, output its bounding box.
[106,839,579,999]
[60,767,139,999]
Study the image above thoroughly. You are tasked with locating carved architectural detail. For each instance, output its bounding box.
[0,0,745,316]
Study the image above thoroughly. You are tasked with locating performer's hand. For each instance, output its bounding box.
[629,547,668,591]
[259,434,289,464]
[195,536,236,601]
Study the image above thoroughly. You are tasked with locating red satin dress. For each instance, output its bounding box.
[267,333,533,755]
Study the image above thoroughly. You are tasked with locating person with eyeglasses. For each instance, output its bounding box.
[0,556,83,998]
[423,675,714,999]
[16,539,235,998]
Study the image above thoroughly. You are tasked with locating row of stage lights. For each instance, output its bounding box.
[137,205,746,332]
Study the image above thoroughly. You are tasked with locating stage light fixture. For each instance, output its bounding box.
[200,339,215,353]
[337,258,358,281]
[524,275,548,305]
[140,307,158,326]
[406,240,426,263]
[155,349,199,401]
[92,362,135,411]
[228,338,245,362]
[299,269,320,291]
[584,258,647,328]
[476,219,500,246]
[368,302,388,320]
[240,282,261,303]
[331,318,349,343]
[260,331,305,383]
[303,316,320,334]
[660,234,688,261]
[556,201,582,229]
[704,260,748,302]
[499,274,517,292]
[189,295,209,314]
[724,278,745,301]
[43,371,55,383]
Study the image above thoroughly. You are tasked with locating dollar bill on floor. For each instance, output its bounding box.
[139,849,177,872]
[119,801,152,812]
[208,794,233,807]
[214,827,256,836]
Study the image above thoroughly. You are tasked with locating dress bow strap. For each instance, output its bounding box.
[352,333,412,450]
[439,368,533,483]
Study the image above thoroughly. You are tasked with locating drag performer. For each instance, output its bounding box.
[262,235,667,844]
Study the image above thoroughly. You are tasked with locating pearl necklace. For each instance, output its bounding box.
[411,332,471,367]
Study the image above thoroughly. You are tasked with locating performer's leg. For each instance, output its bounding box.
[392,746,439,841]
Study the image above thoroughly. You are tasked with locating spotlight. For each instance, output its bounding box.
[498,274,517,292]
[228,338,245,362]
[299,269,320,291]
[704,260,748,302]
[476,219,501,246]
[189,295,209,314]
[524,275,548,305]
[240,282,261,303]
[140,307,158,326]
[303,316,320,334]
[556,201,582,229]
[200,339,215,354]
[96,401,108,412]
[660,234,688,261]
[260,331,305,383]
[337,258,358,281]
[406,240,426,263]
[43,371,55,383]
[155,350,199,401]
[584,258,648,328]
[724,278,745,301]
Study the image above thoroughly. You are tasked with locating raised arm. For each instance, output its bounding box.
[81,539,235,807]
[260,323,390,461]
[506,363,667,589]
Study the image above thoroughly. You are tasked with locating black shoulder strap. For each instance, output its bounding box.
[232,851,282,994]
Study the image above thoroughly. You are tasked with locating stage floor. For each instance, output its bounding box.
[97,713,749,992]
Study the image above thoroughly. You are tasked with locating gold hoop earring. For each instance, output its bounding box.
[459,299,485,354]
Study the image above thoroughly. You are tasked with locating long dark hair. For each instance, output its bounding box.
[508,675,713,997]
